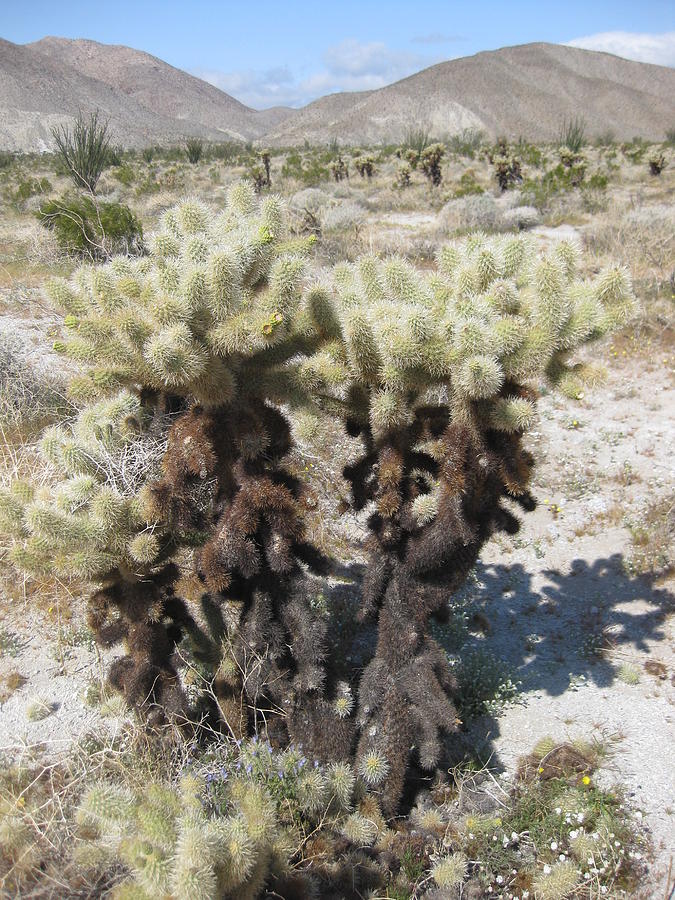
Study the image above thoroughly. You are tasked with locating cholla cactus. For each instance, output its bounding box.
[260,150,272,186]
[493,152,522,191]
[354,156,376,179]
[649,152,666,176]
[298,234,636,812]
[394,164,412,189]
[404,149,420,170]
[5,185,337,736]
[420,143,445,186]
[558,146,587,186]
[331,156,349,182]
[76,776,283,899]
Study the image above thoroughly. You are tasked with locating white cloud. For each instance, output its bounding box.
[192,38,438,109]
[411,33,465,45]
[566,31,675,67]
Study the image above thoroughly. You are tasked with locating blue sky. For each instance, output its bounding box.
[3,1,674,108]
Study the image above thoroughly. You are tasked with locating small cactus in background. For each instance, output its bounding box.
[331,156,349,181]
[260,149,272,186]
[404,148,420,170]
[648,152,666,175]
[559,146,587,186]
[420,143,445,186]
[394,164,411,189]
[493,152,522,191]
[354,156,376,178]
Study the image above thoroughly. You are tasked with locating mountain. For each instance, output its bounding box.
[0,37,673,152]
[264,42,675,145]
[0,36,292,151]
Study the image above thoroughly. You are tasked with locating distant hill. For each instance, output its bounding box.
[0,37,673,152]
[0,36,291,151]
[264,42,675,145]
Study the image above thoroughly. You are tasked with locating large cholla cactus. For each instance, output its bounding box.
[3,183,344,735]
[298,233,636,812]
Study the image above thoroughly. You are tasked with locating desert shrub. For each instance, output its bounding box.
[559,115,586,153]
[0,332,73,430]
[452,170,484,197]
[141,147,155,163]
[665,128,675,147]
[185,138,204,164]
[281,150,330,185]
[289,187,330,234]
[0,150,15,169]
[11,176,51,205]
[420,143,445,186]
[450,647,521,718]
[321,200,367,233]
[520,162,606,212]
[439,194,501,232]
[51,110,111,193]
[514,138,545,167]
[502,205,540,231]
[447,127,485,158]
[37,194,144,259]
[621,138,648,164]
[112,163,136,186]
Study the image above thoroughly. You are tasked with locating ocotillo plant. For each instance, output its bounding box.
[2,183,345,742]
[297,235,636,812]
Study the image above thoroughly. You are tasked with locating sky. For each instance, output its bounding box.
[3,1,674,108]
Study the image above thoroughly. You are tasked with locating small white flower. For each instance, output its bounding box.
[469,833,475,839]
[569,829,578,839]
[511,832,519,841]
[497,875,504,884]
[550,841,558,851]
[577,812,585,823]
[601,888,607,895]
[543,865,552,875]
[614,840,620,847]
[584,872,591,880]
[555,807,562,815]
[559,854,567,862]
[635,811,643,820]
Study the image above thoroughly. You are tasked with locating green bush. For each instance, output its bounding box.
[11,176,51,204]
[452,170,485,197]
[281,150,330,184]
[0,150,15,170]
[37,194,144,259]
[112,164,136,186]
